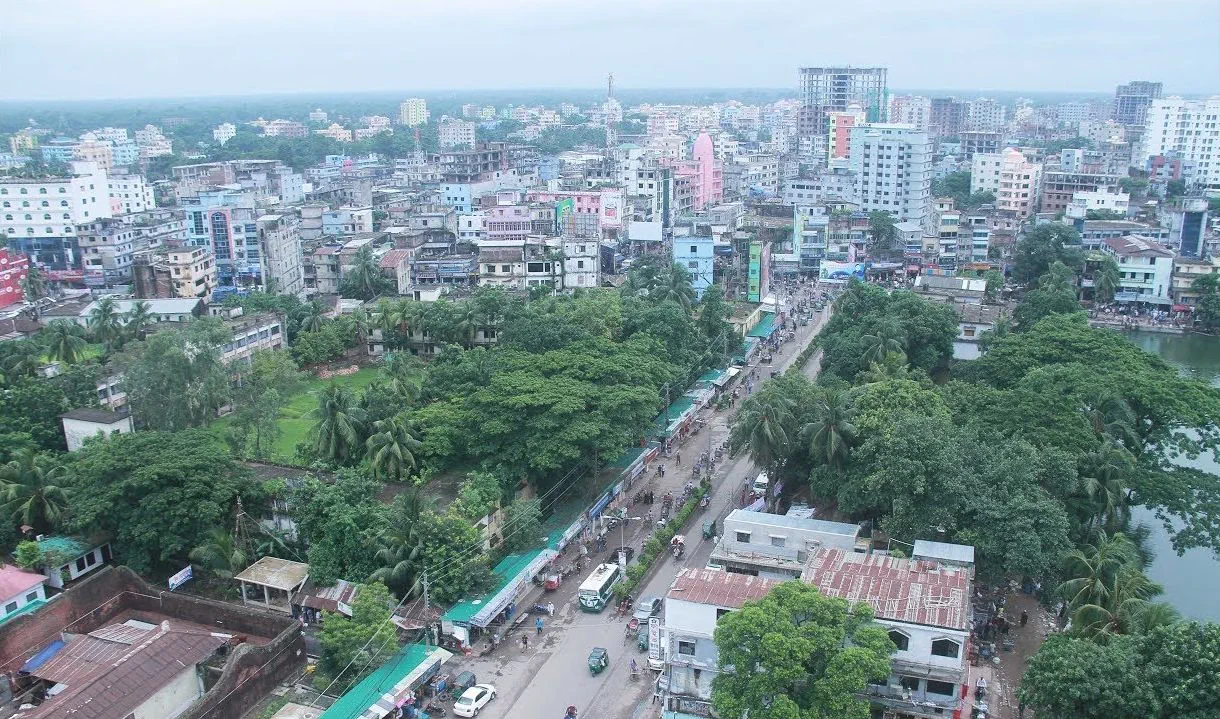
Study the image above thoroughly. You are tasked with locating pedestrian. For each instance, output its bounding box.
[1020,610,1028,627]
[547,601,555,616]
[536,616,544,634]
[521,634,529,650]
[676,452,681,466]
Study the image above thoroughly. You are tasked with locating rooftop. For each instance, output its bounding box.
[60,408,129,424]
[233,556,310,591]
[666,567,778,608]
[321,645,452,719]
[0,565,46,600]
[1102,235,1174,258]
[912,540,976,565]
[35,536,95,559]
[726,509,860,537]
[801,549,971,631]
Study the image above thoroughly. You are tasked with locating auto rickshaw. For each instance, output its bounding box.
[702,519,716,540]
[588,646,609,676]
[450,670,477,698]
[636,626,649,651]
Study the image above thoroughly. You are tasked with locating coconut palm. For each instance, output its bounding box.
[365,414,422,482]
[349,306,372,350]
[44,320,87,364]
[307,383,367,465]
[124,300,155,342]
[1057,532,1143,613]
[299,300,328,333]
[804,388,856,473]
[87,297,122,350]
[381,352,424,404]
[1076,442,1135,534]
[369,491,426,598]
[0,448,72,532]
[860,325,906,365]
[21,265,46,309]
[1082,391,1140,450]
[452,301,481,347]
[343,245,384,300]
[730,391,795,486]
[1,342,42,382]
[1094,258,1121,304]
[652,263,697,312]
[1069,570,1166,643]
[189,527,249,580]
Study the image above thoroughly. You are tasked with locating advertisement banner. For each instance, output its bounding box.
[648,617,661,663]
[554,197,574,235]
[599,192,623,229]
[748,241,762,302]
[818,261,866,282]
[168,565,193,591]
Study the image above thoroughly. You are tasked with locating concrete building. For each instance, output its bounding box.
[562,238,600,290]
[889,95,931,132]
[218,311,286,367]
[708,509,862,580]
[0,565,47,621]
[1040,171,1125,215]
[672,235,714,297]
[1166,197,1211,258]
[439,118,477,148]
[1114,80,1163,127]
[60,407,133,452]
[966,98,1006,132]
[970,149,1040,220]
[133,124,174,158]
[1,161,112,273]
[257,213,305,296]
[107,174,155,215]
[213,122,237,145]
[690,132,724,211]
[848,123,933,225]
[959,131,1002,159]
[164,245,218,300]
[929,97,967,138]
[262,119,308,138]
[72,134,114,173]
[1072,188,1130,214]
[322,206,374,236]
[1101,235,1174,306]
[1171,256,1220,306]
[1139,96,1220,191]
[783,168,858,205]
[827,107,865,160]
[798,66,888,137]
[398,98,429,126]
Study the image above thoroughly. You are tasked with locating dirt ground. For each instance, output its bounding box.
[976,589,1060,719]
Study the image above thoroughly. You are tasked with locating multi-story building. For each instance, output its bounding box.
[1166,196,1211,258]
[131,245,217,301]
[308,109,329,123]
[783,168,858,205]
[707,509,863,580]
[970,149,1041,219]
[398,98,429,127]
[322,206,374,236]
[1171,256,1220,306]
[1114,80,1163,127]
[303,242,343,295]
[1139,96,1220,191]
[889,95,931,132]
[827,107,865,160]
[1040,170,1125,214]
[0,249,29,310]
[672,236,714,297]
[256,213,304,297]
[261,119,308,138]
[966,98,1006,132]
[72,134,114,173]
[1,161,112,274]
[959,131,1002,159]
[213,123,237,146]
[106,174,154,215]
[561,238,600,290]
[798,67,888,137]
[1057,102,1093,127]
[1101,235,1174,306]
[848,123,933,225]
[929,97,967,138]
[1071,188,1129,214]
[438,119,477,148]
[219,311,286,367]
[133,125,173,159]
[315,123,352,143]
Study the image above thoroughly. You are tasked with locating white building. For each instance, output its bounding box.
[398,98,429,126]
[967,98,1007,132]
[309,108,329,123]
[1072,188,1130,214]
[1139,95,1220,191]
[213,122,237,146]
[439,119,477,148]
[782,169,858,204]
[1101,235,1174,306]
[708,509,863,581]
[458,212,488,242]
[848,123,933,225]
[133,125,173,159]
[60,407,133,452]
[889,95,931,132]
[0,565,47,620]
[107,174,155,215]
[561,238,600,290]
[36,536,111,588]
[971,148,1041,219]
[256,213,305,296]
[0,161,113,270]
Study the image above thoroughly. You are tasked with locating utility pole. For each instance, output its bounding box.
[422,571,430,647]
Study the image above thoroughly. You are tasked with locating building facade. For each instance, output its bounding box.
[848,124,933,225]
[672,236,715,297]
[1139,96,1220,191]
[1114,80,1163,127]
[1,161,112,274]
[798,67,888,137]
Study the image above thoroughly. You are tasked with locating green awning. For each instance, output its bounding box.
[746,312,778,338]
[0,599,47,627]
[441,549,547,624]
[322,644,450,719]
[651,396,696,438]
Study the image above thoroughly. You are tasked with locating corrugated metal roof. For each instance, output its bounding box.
[801,549,971,631]
[234,556,310,591]
[725,509,859,537]
[666,568,777,608]
[912,540,975,565]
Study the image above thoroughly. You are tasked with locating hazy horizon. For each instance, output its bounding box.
[4,0,1218,101]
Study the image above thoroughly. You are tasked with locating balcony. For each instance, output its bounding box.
[865,684,960,715]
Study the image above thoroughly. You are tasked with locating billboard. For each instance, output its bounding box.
[819,261,866,281]
[168,565,193,591]
[748,241,762,302]
[599,191,623,229]
[0,250,29,310]
[554,197,574,235]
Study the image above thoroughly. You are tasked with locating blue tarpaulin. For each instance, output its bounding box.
[21,639,65,673]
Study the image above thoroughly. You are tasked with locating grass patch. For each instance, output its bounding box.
[212,366,382,463]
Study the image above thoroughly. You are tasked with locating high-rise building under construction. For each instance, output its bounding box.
[798,66,888,137]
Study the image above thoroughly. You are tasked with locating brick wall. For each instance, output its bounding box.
[0,566,305,719]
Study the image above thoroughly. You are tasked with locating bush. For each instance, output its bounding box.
[14,541,41,570]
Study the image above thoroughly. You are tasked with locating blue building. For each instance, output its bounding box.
[673,236,715,298]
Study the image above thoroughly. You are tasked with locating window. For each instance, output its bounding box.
[26,592,38,603]
[770,535,786,548]
[888,630,910,651]
[76,556,87,572]
[926,679,956,696]
[3,602,15,614]
[677,640,696,656]
[85,552,97,567]
[900,676,920,692]
[734,531,751,543]
[931,638,960,658]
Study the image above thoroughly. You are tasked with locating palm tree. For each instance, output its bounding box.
[349,306,372,351]
[124,300,155,342]
[300,300,328,333]
[343,245,383,300]
[1082,391,1140,449]
[1,343,42,382]
[0,449,71,532]
[861,326,906,365]
[1076,442,1135,534]
[1094,258,1121,304]
[1070,570,1166,643]
[1057,532,1143,613]
[452,301,481,347]
[308,384,367,465]
[21,265,46,310]
[370,491,426,598]
[189,527,249,580]
[729,392,795,489]
[44,320,87,364]
[652,264,697,312]
[381,353,424,404]
[366,414,422,482]
[87,297,122,351]
[804,389,856,474]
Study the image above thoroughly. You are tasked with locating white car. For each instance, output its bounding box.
[453,683,497,717]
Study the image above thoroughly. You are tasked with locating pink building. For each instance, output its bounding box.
[524,188,624,232]
[690,132,724,211]
[827,110,864,159]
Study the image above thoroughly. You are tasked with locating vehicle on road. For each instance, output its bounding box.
[577,562,622,612]
[632,595,663,622]
[588,646,609,675]
[450,670,477,699]
[453,684,497,717]
[751,472,770,496]
[612,546,635,564]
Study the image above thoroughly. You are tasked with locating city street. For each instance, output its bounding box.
[452,283,834,719]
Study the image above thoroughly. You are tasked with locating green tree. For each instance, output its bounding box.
[189,527,249,580]
[124,300,155,342]
[0,364,101,451]
[14,541,42,570]
[711,582,894,719]
[291,470,388,586]
[67,430,260,572]
[87,297,123,351]
[1165,178,1187,198]
[652,263,697,313]
[1019,634,1157,719]
[1013,224,1083,285]
[308,383,367,465]
[0,448,71,533]
[365,414,422,482]
[803,388,856,475]
[43,320,88,364]
[867,210,898,259]
[368,490,425,597]
[983,270,1004,303]
[1191,274,1220,331]
[452,470,502,521]
[860,325,906,365]
[729,389,795,486]
[1094,257,1121,303]
[414,508,490,605]
[300,300,328,333]
[116,319,233,431]
[339,245,393,300]
[318,581,400,684]
[500,498,544,552]
[228,350,303,458]
[21,265,46,309]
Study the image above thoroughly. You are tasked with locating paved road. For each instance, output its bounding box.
[452,284,834,719]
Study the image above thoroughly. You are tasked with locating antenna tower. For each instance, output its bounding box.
[604,72,618,159]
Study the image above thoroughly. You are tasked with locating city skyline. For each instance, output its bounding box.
[4,0,1219,101]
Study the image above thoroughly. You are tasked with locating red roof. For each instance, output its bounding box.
[0,565,45,600]
[667,568,777,608]
[801,549,971,631]
[379,249,411,269]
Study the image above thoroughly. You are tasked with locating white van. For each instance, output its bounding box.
[752,472,770,496]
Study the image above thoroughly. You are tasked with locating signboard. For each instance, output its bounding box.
[599,191,623,229]
[0,250,29,310]
[648,617,661,663]
[818,261,866,282]
[748,241,762,302]
[168,565,193,591]
[554,197,574,235]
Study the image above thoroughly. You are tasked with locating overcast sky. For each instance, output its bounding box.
[4,0,1218,100]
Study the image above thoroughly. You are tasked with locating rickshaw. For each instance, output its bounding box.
[702,519,716,540]
[450,670,477,699]
[588,646,609,676]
